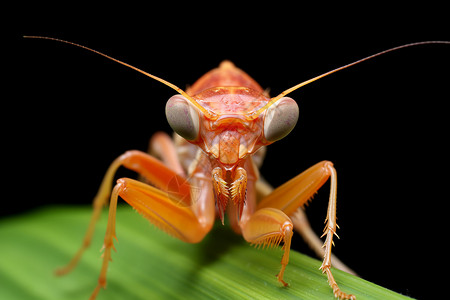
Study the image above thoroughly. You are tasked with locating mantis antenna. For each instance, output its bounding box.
[23,36,215,118]
[250,40,450,118]
[25,37,449,119]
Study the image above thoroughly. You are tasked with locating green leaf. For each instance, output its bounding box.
[0,206,412,300]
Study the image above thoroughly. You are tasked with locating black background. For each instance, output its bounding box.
[7,4,450,299]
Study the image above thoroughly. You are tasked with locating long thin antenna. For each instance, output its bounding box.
[24,36,214,118]
[250,41,450,118]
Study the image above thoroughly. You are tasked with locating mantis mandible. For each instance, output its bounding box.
[25,36,449,299]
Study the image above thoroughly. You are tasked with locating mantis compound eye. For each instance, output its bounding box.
[165,95,200,141]
[166,95,200,141]
[263,97,299,142]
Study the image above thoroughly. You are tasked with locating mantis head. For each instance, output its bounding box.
[165,84,299,222]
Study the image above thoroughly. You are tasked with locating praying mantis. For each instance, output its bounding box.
[26,36,449,299]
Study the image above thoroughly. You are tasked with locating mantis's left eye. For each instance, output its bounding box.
[165,95,200,141]
[263,97,299,142]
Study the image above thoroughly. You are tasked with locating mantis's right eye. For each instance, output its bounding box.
[165,95,200,141]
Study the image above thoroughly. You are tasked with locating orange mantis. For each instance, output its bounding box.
[25,37,450,299]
